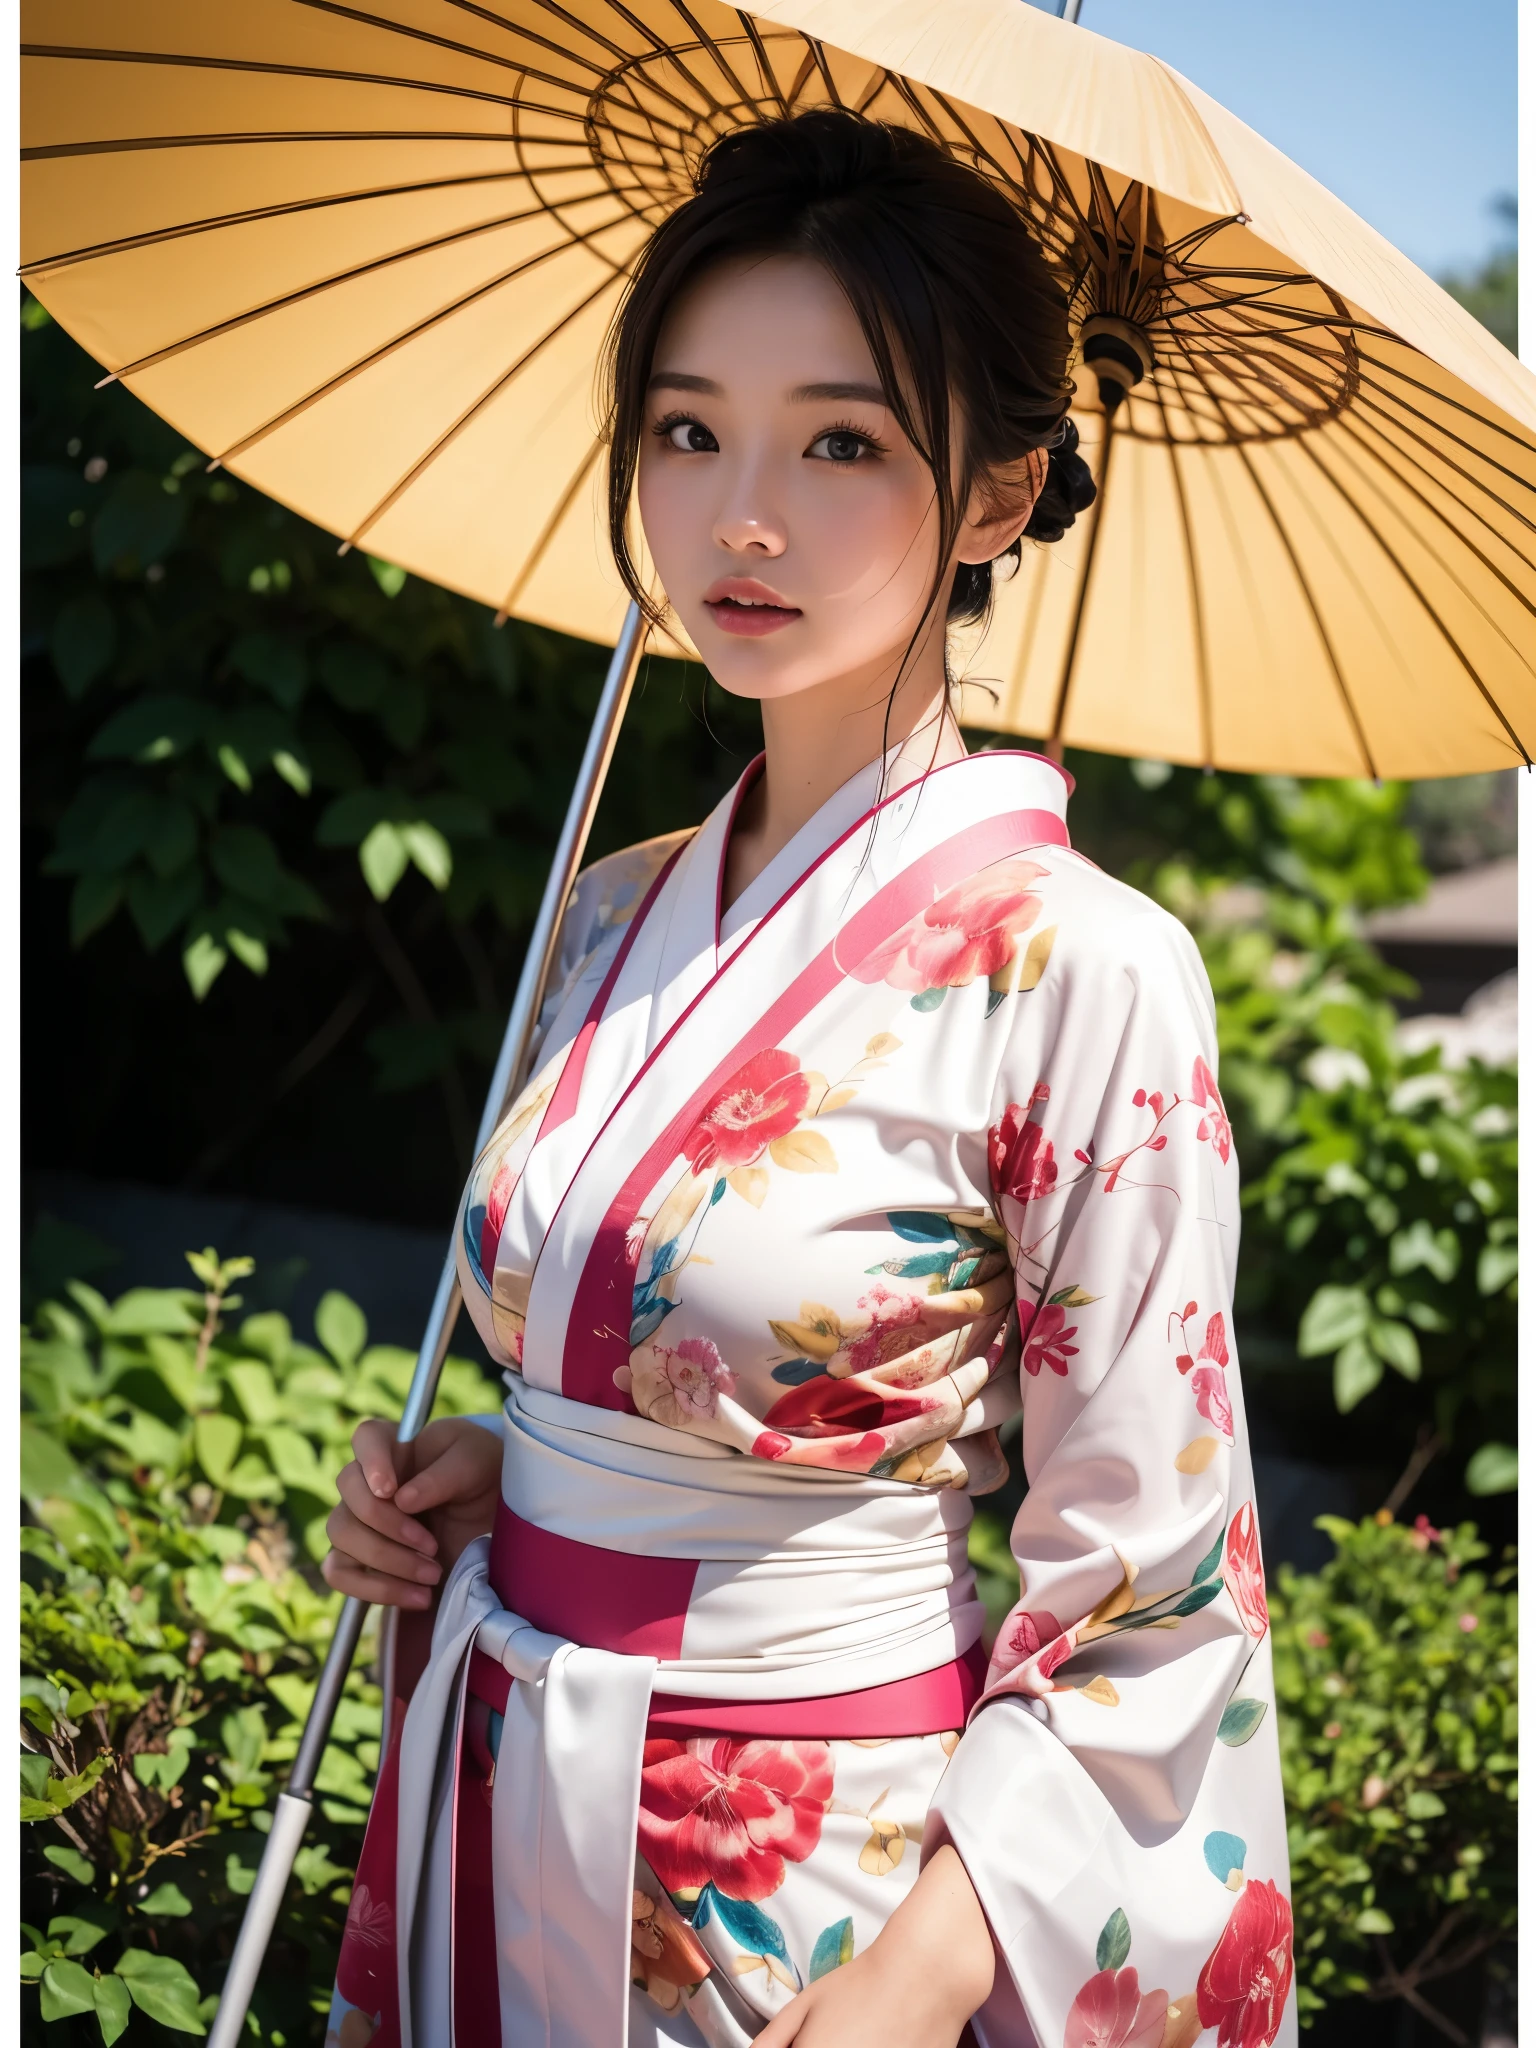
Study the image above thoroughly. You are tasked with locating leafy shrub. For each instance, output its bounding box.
[967,1507,1517,2033]
[1270,1512,1517,2026]
[20,1253,497,2047]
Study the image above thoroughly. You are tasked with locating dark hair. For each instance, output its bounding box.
[603,109,1097,639]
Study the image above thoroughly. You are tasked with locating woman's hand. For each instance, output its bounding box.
[320,1416,502,1608]
[754,1844,993,2046]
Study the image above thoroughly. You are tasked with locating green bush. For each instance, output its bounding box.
[968,1507,1517,2033]
[1271,1513,1517,2024]
[20,1253,496,2047]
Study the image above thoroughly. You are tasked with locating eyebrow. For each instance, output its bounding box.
[646,372,889,405]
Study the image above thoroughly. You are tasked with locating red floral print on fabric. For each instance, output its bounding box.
[853,862,1047,992]
[1192,1056,1233,1165]
[1005,1608,1072,1682]
[760,1373,942,1436]
[1197,1879,1294,2048]
[988,1088,1058,1207]
[1224,1502,1269,1640]
[637,1737,833,1903]
[1066,1965,1170,2048]
[838,1285,928,1376]
[1020,1300,1078,1377]
[1172,1304,1233,1438]
[683,1051,811,1174]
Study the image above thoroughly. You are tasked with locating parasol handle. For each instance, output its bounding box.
[206,599,648,2048]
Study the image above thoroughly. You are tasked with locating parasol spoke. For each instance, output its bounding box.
[339,267,628,554]
[1153,382,1213,769]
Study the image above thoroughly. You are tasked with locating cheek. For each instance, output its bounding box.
[797,470,940,611]
[636,456,704,572]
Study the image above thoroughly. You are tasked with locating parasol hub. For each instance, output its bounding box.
[1079,313,1154,417]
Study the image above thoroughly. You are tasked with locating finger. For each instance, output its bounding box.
[395,1432,499,1516]
[336,1461,439,1553]
[321,1551,436,1609]
[351,1417,405,1500]
[325,1503,443,1586]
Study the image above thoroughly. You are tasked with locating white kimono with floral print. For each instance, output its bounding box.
[336,750,1293,2048]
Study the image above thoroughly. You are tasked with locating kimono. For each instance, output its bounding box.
[329,747,1295,2048]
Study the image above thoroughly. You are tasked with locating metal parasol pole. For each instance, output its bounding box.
[207,599,648,2048]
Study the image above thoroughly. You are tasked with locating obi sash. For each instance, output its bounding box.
[393,1375,983,2048]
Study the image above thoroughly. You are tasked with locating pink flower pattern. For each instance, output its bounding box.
[1066,1966,1171,2048]
[854,861,1047,992]
[1193,1056,1233,1164]
[1020,1300,1078,1377]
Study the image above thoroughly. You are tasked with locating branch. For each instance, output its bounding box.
[1380,1424,1446,1521]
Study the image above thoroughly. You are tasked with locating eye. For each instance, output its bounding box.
[808,428,875,464]
[657,415,718,454]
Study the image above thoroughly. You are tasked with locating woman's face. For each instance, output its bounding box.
[637,253,1019,705]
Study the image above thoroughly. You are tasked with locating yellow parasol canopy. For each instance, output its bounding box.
[21,0,1536,777]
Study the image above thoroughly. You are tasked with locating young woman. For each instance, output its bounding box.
[323,111,1293,2048]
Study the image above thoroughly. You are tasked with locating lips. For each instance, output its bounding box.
[703,576,802,639]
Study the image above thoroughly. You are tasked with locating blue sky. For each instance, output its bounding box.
[1027,0,1516,278]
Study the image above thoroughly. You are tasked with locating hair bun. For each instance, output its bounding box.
[1023,417,1097,543]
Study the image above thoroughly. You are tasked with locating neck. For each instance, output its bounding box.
[722,624,968,912]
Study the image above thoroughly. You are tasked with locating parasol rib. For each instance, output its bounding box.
[339,268,627,553]
[200,229,631,468]
[1046,414,1115,748]
[494,435,607,623]
[1291,435,1533,763]
[87,184,640,388]
[1234,441,1378,778]
[1340,412,1536,576]
[1154,384,1214,768]
[1352,386,1536,533]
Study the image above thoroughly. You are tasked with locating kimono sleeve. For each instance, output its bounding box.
[929,901,1292,2048]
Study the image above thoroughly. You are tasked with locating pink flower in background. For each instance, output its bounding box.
[638,1737,833,1902]
[1224,1502,1269,1640]
[1192,1056,1233,1164]
[1020,1301,1078,1377]
[855,862,1046,991]
[1066,1967,1170,2048]
[1197,1879,1294,2048]
[684,1050,810,1173]
[988,1096,1059,1208]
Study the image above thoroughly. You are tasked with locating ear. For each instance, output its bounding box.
[955,447,1049,565]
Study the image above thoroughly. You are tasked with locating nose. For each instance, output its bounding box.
[713,495,787,558]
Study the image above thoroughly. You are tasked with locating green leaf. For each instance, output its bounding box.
[43,1845,96,1887]
[1389,1218,1460,1283]
[226,926,270,976]
[319,644,391,711]
[209,825,282,905]
[1192,1527,1225,1583]
[21,1420,84,1500]
[193,1413,242,1487]
[103,1287,201,1337]
[92,470,186,574]
[1297,1284,1370,1357]
[400,821,452,890]
[70,874,124,946]
[1353,1909,1395,1935]
[1368,1317,1420,1380]
[231,631,308,708]
[272,748,312,796]
[1217,1697,1268,1746]
[88,695,204,765]
[20,1753,51,1800]
[1403,1790,1447,1820]
[1333,1335,1383,1413]
[48,1911,114,1956]
[368,556,408,597]
[182,931,228,1000]
[114,1949,208,2034]
[94,1972,132,2046]
[316,1291,367,1368]
[139,1882,193,1916]
[1465,1441,1518,1496]
[359,822,409,900]
[127,868,203,951]
[808,1916,855,1980]
[1477,1243,1519,1296]
[1095,1907,1131,1972]
[134,1749,190,1791]
[50,594,117,697]
[217,743,253,792]
[40,1959,99,2021]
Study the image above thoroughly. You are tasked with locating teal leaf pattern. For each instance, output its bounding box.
[909,987,947,1012]
[1095,1907,1132,1972]
[1204,1831,1247,1885]
[808,1917,855,1980]
[1192,1527,1226,1584]
[697,1885,792,1965]
[1217,1697,1269,1746]
[769,1357,827,1386]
